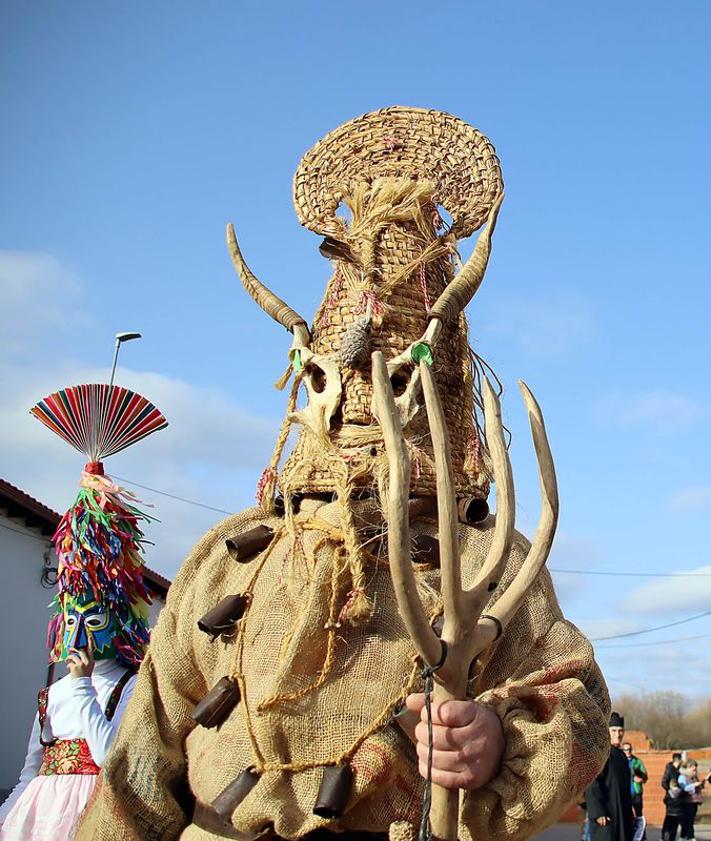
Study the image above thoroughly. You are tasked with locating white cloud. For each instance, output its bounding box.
[624,565,711,615]
[600,645,711,699]
[0,250,90,352]
[595,389,705,432]
[547,532,599,605]
[670,485,711,511]
[0,252,283,580]
[579,617,645,642]
[482,292,596,357]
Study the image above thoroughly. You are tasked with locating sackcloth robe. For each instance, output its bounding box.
[75,501,611,841]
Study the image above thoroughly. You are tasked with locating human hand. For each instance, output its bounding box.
[66,645,95,679]
[633,775,644,783]
[596,816,610,826]
[405,694,505,791]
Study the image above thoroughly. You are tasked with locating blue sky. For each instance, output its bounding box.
[2,1,710,701]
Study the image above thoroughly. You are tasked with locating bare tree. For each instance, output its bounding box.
[615,691,688,749]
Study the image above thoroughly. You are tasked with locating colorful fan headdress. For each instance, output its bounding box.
[31,384,168,667]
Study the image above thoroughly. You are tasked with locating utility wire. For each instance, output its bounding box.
[596,631,711,649]
[5,482,711,648]
[551,568,711,578]
[590,609,711,641]
[107,479,711,579]
[112,476,233,516]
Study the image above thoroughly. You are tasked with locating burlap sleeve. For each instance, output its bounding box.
[459,578,610,841]
[73,523,224,841]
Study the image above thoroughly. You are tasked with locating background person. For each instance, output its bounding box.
[661,753,684,841]
[622,742,647,817]
[586,712,634,841]
[0,382,165,840]
[678,759,708,841]
[0,637,138,840]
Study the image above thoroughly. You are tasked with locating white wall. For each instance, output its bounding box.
[147,594,165,627]
[0,514,57,793]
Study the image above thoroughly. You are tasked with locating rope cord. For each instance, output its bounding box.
[256,378,300,512]
[419,668,436,841]
[226,520,422,776]
[418,641,448,841]
[257,539,345,711]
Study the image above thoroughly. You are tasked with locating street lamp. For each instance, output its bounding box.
[109,332,142,388]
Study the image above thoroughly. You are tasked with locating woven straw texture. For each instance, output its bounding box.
[76,503,610,841]
[293,107,503,239]
[279,108,504,499]
[280,228,485,498]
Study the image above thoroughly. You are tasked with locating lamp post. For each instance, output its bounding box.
[109,332,142,388]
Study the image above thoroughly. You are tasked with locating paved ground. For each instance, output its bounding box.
[533,825,711,840]
[532,826,582,840]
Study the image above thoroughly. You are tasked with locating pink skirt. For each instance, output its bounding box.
[0,774,97,841]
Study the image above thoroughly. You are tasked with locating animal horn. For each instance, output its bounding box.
[427,192,504,325]
[226,223,310,344]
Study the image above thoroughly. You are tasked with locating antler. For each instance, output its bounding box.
[226,223,311,347]
[421,193,504,348]
[372,351,559,841]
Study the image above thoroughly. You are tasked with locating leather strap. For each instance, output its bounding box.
[37,687,56,747]
[36,664,136,746]
[105,666,137,721]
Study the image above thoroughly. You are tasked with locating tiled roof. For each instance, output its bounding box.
[0,478,61,536]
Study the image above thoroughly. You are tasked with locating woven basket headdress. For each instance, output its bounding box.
[228,106,504,505]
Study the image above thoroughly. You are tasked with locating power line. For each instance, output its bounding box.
[104,481,711,579]
[9,473,709,582]
[112,476,233,516]
[551,568,711,578]
[596,631,711,649]
[4,479,711,649]
[590,609,711,641]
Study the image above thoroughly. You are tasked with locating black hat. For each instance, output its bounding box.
[609,711,624,728]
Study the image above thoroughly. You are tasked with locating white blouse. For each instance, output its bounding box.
[0,659,137,821]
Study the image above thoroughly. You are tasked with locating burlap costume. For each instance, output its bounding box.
[75,503,609,841]
[75,108,610,841]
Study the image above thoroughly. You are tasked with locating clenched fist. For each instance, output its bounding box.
[404,694,505,791]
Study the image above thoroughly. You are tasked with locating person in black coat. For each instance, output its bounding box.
[585,712,635,841]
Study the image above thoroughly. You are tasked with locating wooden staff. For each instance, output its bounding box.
[372,351,558,841]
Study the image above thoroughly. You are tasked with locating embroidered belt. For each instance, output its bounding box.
[39,738,100,776]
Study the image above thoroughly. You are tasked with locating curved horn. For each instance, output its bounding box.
[427,192,504,326]
[226,223,310,345]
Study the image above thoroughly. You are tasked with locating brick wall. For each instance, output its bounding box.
[560,747,711,827]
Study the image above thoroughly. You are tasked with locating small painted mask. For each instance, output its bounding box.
[59,593,117,661]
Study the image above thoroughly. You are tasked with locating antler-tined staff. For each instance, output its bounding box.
[372,352,558,841]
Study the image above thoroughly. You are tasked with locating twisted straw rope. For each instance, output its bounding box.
[227,521,421,775]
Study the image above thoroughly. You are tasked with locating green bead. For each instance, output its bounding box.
[411,342,433,366]
[292,350,303,372]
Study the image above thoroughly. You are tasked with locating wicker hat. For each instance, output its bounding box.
[280,107,503,499]
[293,106,502,239]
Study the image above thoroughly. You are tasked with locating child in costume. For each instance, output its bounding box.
[0,384,167,841]
[75,108,610,841]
